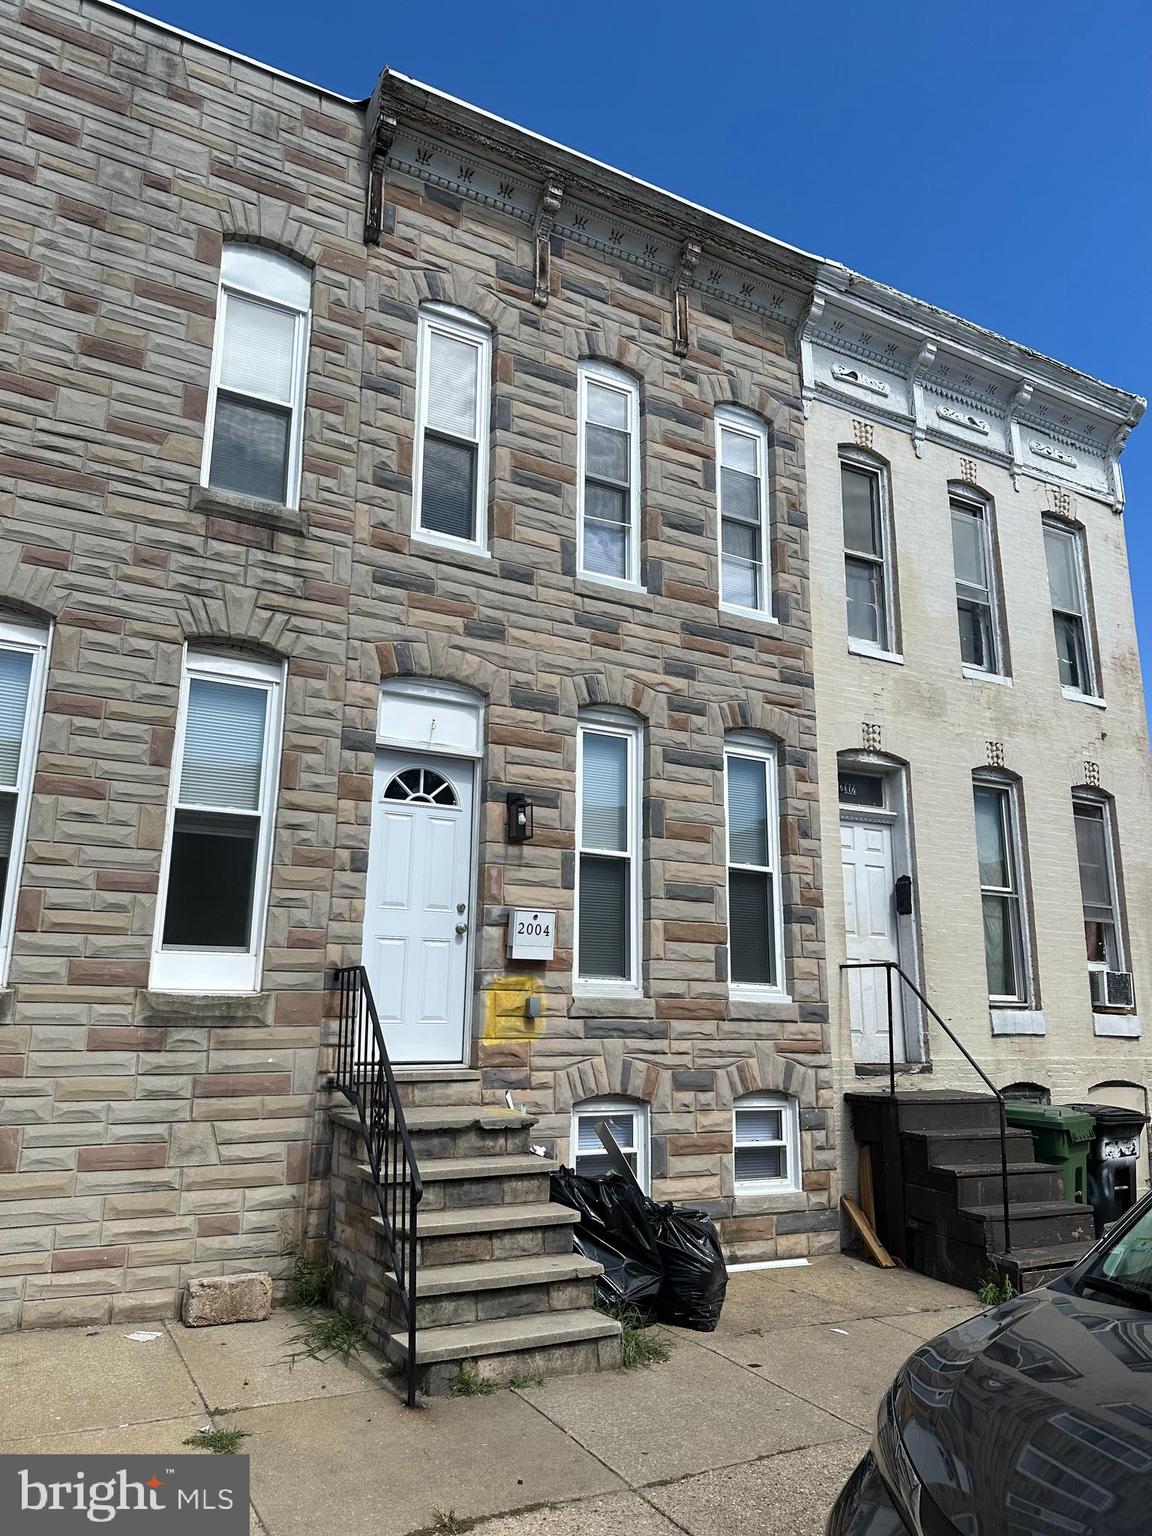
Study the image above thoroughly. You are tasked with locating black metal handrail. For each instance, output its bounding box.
[330,964,423,1406]
[842,960,1012,1255]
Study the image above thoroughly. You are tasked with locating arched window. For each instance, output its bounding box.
[716,406,771,618]
[413,304,491,552]
[575,708,642,991]
[202,244,311,508]
[571,1095,650,1191]
[724,733,786,998]
[949,485,1007,679]
[0,616,50,986]
[1002,1082,1050,1105]
[577,361,641,588]
[733,1092,800,1192]
[972,770,1033,1009]
[383,767,459,806]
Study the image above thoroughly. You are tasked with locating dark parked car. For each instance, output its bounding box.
[828,1190,1152,1535]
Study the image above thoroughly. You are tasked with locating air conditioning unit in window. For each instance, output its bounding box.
[1090,970,1134,1009]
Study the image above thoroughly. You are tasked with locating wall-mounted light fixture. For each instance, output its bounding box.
[506,792,534,843]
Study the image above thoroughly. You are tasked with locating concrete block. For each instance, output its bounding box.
[182,1270,272,1327]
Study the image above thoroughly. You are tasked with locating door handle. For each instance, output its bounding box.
[455,922,468,936]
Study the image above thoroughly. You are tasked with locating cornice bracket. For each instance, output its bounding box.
[532,176,564,307]
[1007,380,1034,492]
[797,292,826,420]
[907,340,937,458]
[1105,399,1145,514]
[673,239,701,358]
[364,110,399,247]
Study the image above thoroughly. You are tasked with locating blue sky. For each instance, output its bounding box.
[137,0,1151,705]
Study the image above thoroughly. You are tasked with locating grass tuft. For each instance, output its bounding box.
[183,1427,249,1454]
[432,1510,465,1534]
[283,1307,369,1366]
[506,1372,544,1390]
[597,1300,673,1369]
[287,1249,342,1310]
[977,1271,1017,1307]
[446,1363,496,1398]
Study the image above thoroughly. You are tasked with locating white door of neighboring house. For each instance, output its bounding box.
[841,817,904,1065]
[362,751,474,1064]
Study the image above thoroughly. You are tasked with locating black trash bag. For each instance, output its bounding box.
[549,1167,662,1319]
[648,1204,728,1332]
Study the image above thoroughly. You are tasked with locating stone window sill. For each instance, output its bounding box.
[567,994,656,1020]
[1094,1012,1141,1038]
[990,1007,1046,1036]
[136,990,275,1028]
[190,484,305,535]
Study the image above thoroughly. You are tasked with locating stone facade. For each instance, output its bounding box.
[799,279,1150,1191]
[0,0,839,1328]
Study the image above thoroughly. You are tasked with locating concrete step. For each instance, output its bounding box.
[384,1308,623,1395]
[392,1069,483,1109]
[378,1199,580,1267]
[992,1240,1097,1293]
[331,1101,537,1159]
[381,1252,603,1329]
[361,1154,557,1213]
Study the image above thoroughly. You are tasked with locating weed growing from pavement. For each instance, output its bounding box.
[283,1307,369,1366]
[287,1249,342,1310]
[432,1508,465,1533]
[446,1363,497,1397]
[977,1271,1017,1306]
[597,1300,673,1368]
[507,1372,544,1389]
[184,1427,250,1454]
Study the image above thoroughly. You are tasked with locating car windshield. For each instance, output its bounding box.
[1074,1202,1152,1310]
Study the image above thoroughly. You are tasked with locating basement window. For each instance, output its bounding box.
[571,1096,650,1192]
[733,1092,800,1193]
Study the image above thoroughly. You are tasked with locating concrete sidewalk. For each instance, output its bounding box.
[0,1256,978,1535]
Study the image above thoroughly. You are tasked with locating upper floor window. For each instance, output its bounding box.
[571,1096,650,1191]
[973,776,1031,1006]
[725,737,786,997]
[152,650,284,993]
[1073,793,1131,1009]
[575,711,641,991]
[951,493,1005,676]
[577,362,640,587]
[202,245,311,508]
[0,619,49,986]
[733,1092,800,1192]
[1043,521,1098,699]
[413,305,491,551]
[840,453,897,656]
[716,408,772,617]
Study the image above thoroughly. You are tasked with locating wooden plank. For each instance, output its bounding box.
[840,1194,897,1268]
[858,1143,876,1229]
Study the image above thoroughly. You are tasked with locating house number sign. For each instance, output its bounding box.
[507,909,557,961]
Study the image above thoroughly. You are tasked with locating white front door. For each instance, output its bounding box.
[362,751,474,1064]
[841,818,904,1065]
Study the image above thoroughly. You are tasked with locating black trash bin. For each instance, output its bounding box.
[1069,1102,1150,1237]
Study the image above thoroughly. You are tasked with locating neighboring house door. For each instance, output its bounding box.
[362,751,474,1064]
[841,817,904,1064]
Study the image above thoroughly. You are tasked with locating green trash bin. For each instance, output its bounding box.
[1003,1102,1094,1204]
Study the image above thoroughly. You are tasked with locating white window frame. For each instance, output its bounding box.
[576,360,642,590]
[724,735,788,1002]
[412,303,491,555]
[0,618,50,987]
[574,709,642,995]
[733,1092,801,1194]
[200,244,311,510]
[716,406,773,620]
[150,648,285,993]
[973,776,1032,1008]
[950,491,1007,680]
[839,449,899,661]
[1072,791,1126,994]
[1042,520,1100,702]
[570,1096,650,1193]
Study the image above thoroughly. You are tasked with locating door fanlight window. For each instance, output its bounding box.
[383,767,459,806]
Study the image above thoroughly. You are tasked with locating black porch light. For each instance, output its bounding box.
[506,792,534,843]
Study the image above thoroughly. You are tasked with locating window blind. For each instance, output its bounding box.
[1044,527,1081,614]
[0,648,33,789]
[179,679,267,812]
[576,1113,635,1155]
[581,733,628,851]
[727,756,768,867]
[973,787,1009,888]
[221,294,296,405]
[586,380,629,431]
[734,1108,783,1146]
[0,796,14,859]
[427,329,479,439]
[578,855,628,978]
[951,503,988,591]
[735,1143,785,1182]
[841,466,880,556]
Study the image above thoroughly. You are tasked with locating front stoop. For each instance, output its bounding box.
[327,1089,622,1395]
